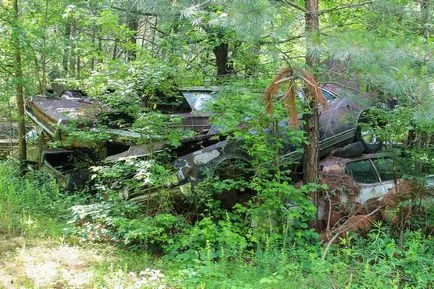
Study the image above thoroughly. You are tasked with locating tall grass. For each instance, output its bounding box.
[0,159,80,237]
[162,229,434,288]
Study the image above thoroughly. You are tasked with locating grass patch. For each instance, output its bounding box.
[0,159,83,238]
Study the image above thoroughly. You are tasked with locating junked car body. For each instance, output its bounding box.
[25,87,220,189]
[173,83,383,193]
[319,153,397,205]
[25,81,385,194]
[26,87,218,146]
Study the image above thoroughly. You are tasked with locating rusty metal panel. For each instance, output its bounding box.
[27,96,105,125]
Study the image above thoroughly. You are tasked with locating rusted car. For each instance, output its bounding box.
[26,87,218,146]
[25,87,220,189]
[317,154,434,231]
[320,153,396,204]
[173,84,384,198]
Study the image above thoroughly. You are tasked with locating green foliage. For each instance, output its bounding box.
[0,159,84,237]
[164,228,433,288]
[166,215,248,261]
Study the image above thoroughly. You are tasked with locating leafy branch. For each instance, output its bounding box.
[276,0,306,12]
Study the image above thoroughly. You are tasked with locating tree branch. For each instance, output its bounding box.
[110,6,157,17]
[0,64,13,76]
[260,34,305,45]
[141,16,169,37]
[319,1,373,15]
[277,0,306,12]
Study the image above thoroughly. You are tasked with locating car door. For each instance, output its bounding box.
[344,159,386,204]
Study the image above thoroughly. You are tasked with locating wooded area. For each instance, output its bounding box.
[0,0,433,288]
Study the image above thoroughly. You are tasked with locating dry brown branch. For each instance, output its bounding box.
[381,180,418,207]
[264,67,292,115]
[300,70,328,107]
[264,67,327,129]
[344,215,373,231]
[322,206,384,260]
[283,83,299,128]
[320,173,360,196]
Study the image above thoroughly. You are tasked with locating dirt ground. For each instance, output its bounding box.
[0,236,168,289]
[0,236,103,289]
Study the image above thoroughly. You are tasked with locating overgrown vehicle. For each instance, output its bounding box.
[172,83,388,205]
[25,88,220,189]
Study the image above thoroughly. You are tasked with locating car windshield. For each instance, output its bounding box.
[182,91,214,111]
[345,159,379,183]
[372,158,397,181]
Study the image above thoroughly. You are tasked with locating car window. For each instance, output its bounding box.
[182,91,214,111]
[345,159,379,183]
[372,158,396,181]
[142,91,192,113]
[154,93,192,113]
[320,88,337,105]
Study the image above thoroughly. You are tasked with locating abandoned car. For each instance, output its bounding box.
[320,153,397,203]
[172,84,384,195]
[25,81,387,194]
[25,87,220,188]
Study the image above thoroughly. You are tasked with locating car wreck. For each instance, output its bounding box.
[25,87,221,189]
[25,77,388,203]
[172,83,383,197]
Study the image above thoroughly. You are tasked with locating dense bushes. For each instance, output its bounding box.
[1,154,433,288]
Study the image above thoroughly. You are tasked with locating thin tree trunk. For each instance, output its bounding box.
[70,23,76,78]
[40,0,49,94]
[63,22,71,76]
[90,27,96,70]
[77,53,81,79]
[97,28,103,64]
[304,0,320,223]
[112,40,118,60]
[151,16,157,50]
[12,0,27,168]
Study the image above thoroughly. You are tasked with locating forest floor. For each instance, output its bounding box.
[0,235,167,289]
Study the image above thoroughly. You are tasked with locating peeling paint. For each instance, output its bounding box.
[193,150,220,165]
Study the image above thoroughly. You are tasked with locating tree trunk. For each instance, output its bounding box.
[213,42,233,76]
[97,28,103,64]
[90,27,95,70]
[304,0,320,223]
[77,53,81,79]
[113,40,118,60]
[40,0,49,94]
[63,22,71,76]
[69,24,76,78]
[12,0,27,169]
